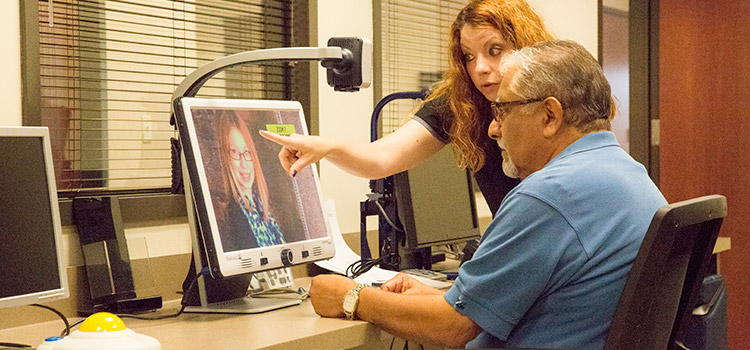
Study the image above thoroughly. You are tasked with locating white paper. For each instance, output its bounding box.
[313,200,361,275]
[315,200,452,289]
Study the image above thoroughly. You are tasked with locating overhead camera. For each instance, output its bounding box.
[322,37,372,92]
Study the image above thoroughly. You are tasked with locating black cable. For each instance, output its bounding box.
[56,268,206,338]
[347,195,404,277]
[57,299,187,335]
[0,342,32,348]
[31,303,70,336]
[60,318,86,337]
[345,235,402,278]
[346,257,381,278]
[118,267,205,321]
[379,235,402,271]
[116,307,185,321]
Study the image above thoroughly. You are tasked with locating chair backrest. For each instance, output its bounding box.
[604,195,727,350]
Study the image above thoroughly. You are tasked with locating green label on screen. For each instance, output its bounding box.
[265,124,296,135]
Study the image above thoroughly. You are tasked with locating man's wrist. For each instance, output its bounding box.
[343,283,369,320]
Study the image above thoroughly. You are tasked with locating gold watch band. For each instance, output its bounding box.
[343,283,369,320]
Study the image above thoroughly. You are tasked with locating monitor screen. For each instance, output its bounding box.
[0,127,68,309]
[174,97,335,279]
[393,146,480,249]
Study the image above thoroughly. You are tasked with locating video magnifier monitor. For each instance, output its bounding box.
[0,127,69,310]
[174,98,335,278]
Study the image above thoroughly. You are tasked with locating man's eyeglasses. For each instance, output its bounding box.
[491,97,546,122]
[230,149,253,162]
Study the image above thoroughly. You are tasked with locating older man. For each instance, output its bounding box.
[308,40,666,350]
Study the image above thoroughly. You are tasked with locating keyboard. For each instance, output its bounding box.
[401,268,448,281]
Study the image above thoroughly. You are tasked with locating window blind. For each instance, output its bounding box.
[37,0,292,195]
[376,0,467,135]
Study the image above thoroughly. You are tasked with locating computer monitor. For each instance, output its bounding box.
[173,97,335,313]
[0,127,69,309]
[392,146,481,269]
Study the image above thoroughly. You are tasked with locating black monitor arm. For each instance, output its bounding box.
[359,90,428,264]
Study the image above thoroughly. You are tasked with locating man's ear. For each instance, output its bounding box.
[542,97,564,138]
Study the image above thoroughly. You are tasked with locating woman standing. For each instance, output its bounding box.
[260,0,556,214]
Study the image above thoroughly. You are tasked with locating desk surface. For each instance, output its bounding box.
[0,278,390,350]
[1,238,732,349]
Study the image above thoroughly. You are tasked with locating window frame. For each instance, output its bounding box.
[19,0,307,224]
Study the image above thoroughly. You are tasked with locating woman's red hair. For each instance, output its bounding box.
[425,0,554,171]
[216,111,272,221]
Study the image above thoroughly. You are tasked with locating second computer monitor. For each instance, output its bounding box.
[393,146,481,250]
[0,127,68,310]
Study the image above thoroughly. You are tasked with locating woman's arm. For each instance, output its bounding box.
[259,119,445,179]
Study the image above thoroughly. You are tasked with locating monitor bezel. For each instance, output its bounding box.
[174,97,335,278]
[0,126,69,309]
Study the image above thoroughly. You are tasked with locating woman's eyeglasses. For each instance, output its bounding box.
[230,149,253,162]
[491,97,546,122]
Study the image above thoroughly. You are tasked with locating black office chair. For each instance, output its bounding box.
[481,196,727,350]
[604,194,727,350]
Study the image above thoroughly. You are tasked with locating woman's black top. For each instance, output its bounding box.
[413,97,520,216]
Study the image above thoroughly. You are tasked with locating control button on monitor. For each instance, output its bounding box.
[281,249,293,266]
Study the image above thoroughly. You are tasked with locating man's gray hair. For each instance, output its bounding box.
[501,40,612,132]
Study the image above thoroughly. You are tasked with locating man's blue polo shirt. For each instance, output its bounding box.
[444,131,666,350]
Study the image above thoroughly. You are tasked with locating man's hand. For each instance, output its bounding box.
[380,273,444,296]
[258,130,334,177]
[310,273,479,347]
[308,274,358,318]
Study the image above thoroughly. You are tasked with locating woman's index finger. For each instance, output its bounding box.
[258,129,291,145]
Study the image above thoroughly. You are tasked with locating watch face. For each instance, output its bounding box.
[343,291,358,312]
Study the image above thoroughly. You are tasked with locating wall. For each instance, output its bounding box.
[659,0,750,347]
[0,0,22,126]
[316,0,375,234]
[602,7,630,152]
[603,0,628,12]
[528,0,598,58]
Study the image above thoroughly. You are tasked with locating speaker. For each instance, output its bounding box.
[73,196,161,314]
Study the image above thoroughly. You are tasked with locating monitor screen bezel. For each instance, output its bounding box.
[0,126,69,309]
[174,97,335,278]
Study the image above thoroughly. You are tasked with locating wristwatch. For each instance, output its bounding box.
[343,283,369,320]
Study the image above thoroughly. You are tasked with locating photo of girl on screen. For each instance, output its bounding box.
[214,110,284,250]
[189,105,328,254]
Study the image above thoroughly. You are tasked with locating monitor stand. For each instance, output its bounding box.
[180,164,302,314]
[180,243,302,314]
[180,253,302,314]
